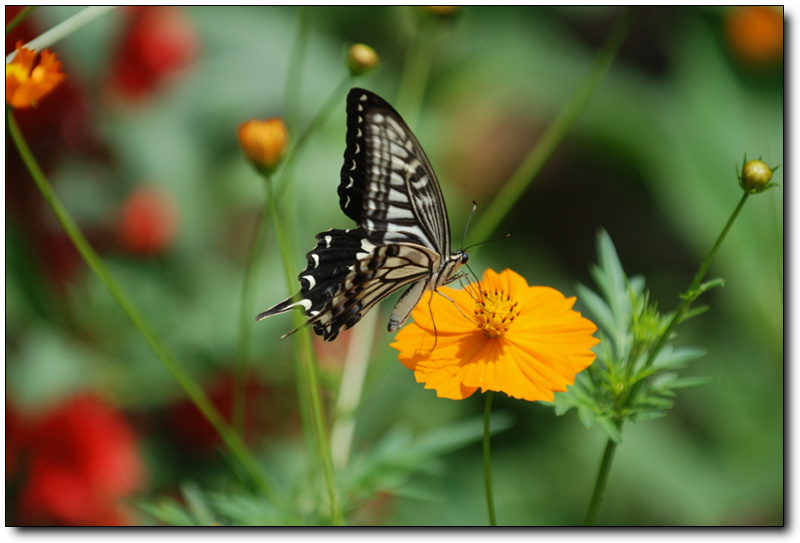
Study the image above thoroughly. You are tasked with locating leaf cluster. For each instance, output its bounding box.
[141,413,512,525]
[553,231,714,443]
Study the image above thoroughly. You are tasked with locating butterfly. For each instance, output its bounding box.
[256,88,468,341]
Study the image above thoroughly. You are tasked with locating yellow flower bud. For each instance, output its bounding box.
[237,118,288,175]
[423,6,460,18]
[739,159,777,193]
[346,44,380,77]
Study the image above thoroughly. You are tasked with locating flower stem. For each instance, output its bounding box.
[483,390,497,526]
[284,6,311,135]
[643,192,750,370]
[233,207,266,435]
[262,176,343,525]
[6,107,276,501]
[586,192,750,525]
[5,6,37,35]
[397,11,436,128]
[471,8,634,242]
[583,426,621,526]
[276,75,353,200]
[5,6,115,63]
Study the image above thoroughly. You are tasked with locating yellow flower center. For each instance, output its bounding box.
[474,289,520,339]
[6,62,29,83]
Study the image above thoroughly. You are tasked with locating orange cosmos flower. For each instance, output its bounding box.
[392,268,599,401]
[6,41,66,109]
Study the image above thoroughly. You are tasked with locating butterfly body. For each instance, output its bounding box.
[257,88,467,341]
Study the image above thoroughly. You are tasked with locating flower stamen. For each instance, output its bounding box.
[475,289,520,338]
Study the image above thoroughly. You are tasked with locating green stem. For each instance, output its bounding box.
[396,10,435,128]
[7,108,275,501]
[643,192,750,370]
[276,75,353,200]
[263,177,343,525]
[588,191,750,525]
[284,6,311,135]
[5,6,115,63]
[483,391,497,526]
[233,207,266,435]
[471,8,634,242]
[583,427,621,526]
[6,6,37,35]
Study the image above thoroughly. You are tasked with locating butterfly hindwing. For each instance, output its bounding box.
[257,88,467,341]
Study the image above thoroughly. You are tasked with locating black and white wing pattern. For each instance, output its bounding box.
[256,88,468,341]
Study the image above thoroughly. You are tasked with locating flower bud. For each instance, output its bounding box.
[237,118,288,175]
[346,44,380,77]
[423,6,460,18]
[739,159,777,193]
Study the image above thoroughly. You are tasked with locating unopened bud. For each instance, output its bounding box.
[347,44,380,77]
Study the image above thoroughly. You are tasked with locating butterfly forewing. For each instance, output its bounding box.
[257,88,467,340]
[339,89,451,255]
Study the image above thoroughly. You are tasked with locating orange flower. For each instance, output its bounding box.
[725,6,783,66]
[237,118,288,175]
[5,41,66,109]
[392,268,599,401]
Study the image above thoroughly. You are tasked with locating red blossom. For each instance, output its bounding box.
[116,185,179,255]
[108,6,199,100]
[10,394,146,526]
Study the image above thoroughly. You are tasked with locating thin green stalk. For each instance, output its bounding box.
[587,193,750,525]
[233,207,266,435]
[6,6,37,34]
[483,391,497,526]
[284,6,311,135]
[583,426,621,526]
[5,6,115,63]
[263,177,343,525]
[276,75,353,200]
[396,10,435,128]
[471,8,634,242]
[7,108,275,501]
[643,192,750,371]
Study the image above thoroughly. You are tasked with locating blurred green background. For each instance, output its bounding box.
[6,6,782,525]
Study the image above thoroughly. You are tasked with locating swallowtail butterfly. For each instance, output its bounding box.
[256,88,468,341]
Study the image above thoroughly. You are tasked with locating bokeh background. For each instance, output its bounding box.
[5,6,782,526]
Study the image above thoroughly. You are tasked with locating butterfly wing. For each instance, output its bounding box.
[256,228,439,341]
[257,88,461,340]
[338,88,451,256]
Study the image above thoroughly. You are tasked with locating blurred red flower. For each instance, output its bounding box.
[108,6,199,100]
[117,185,179,255]
[9,394,147,526]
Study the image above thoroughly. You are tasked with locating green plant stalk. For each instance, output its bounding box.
[5,6,115,63]
[5,6,37,35]
[643,192,750,371]
[284,6,311,135]
[233,207,266,435]
[396,10,435,128]
[585,192,750,525]
[262,177,343,525]
[7,108,276,501]
[483,391,497,526]
[276,75,353,201]
[471,8,634,243]
[583,427,621,526]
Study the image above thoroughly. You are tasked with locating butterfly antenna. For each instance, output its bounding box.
[463,231,513,252]
[460,201,479,251]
